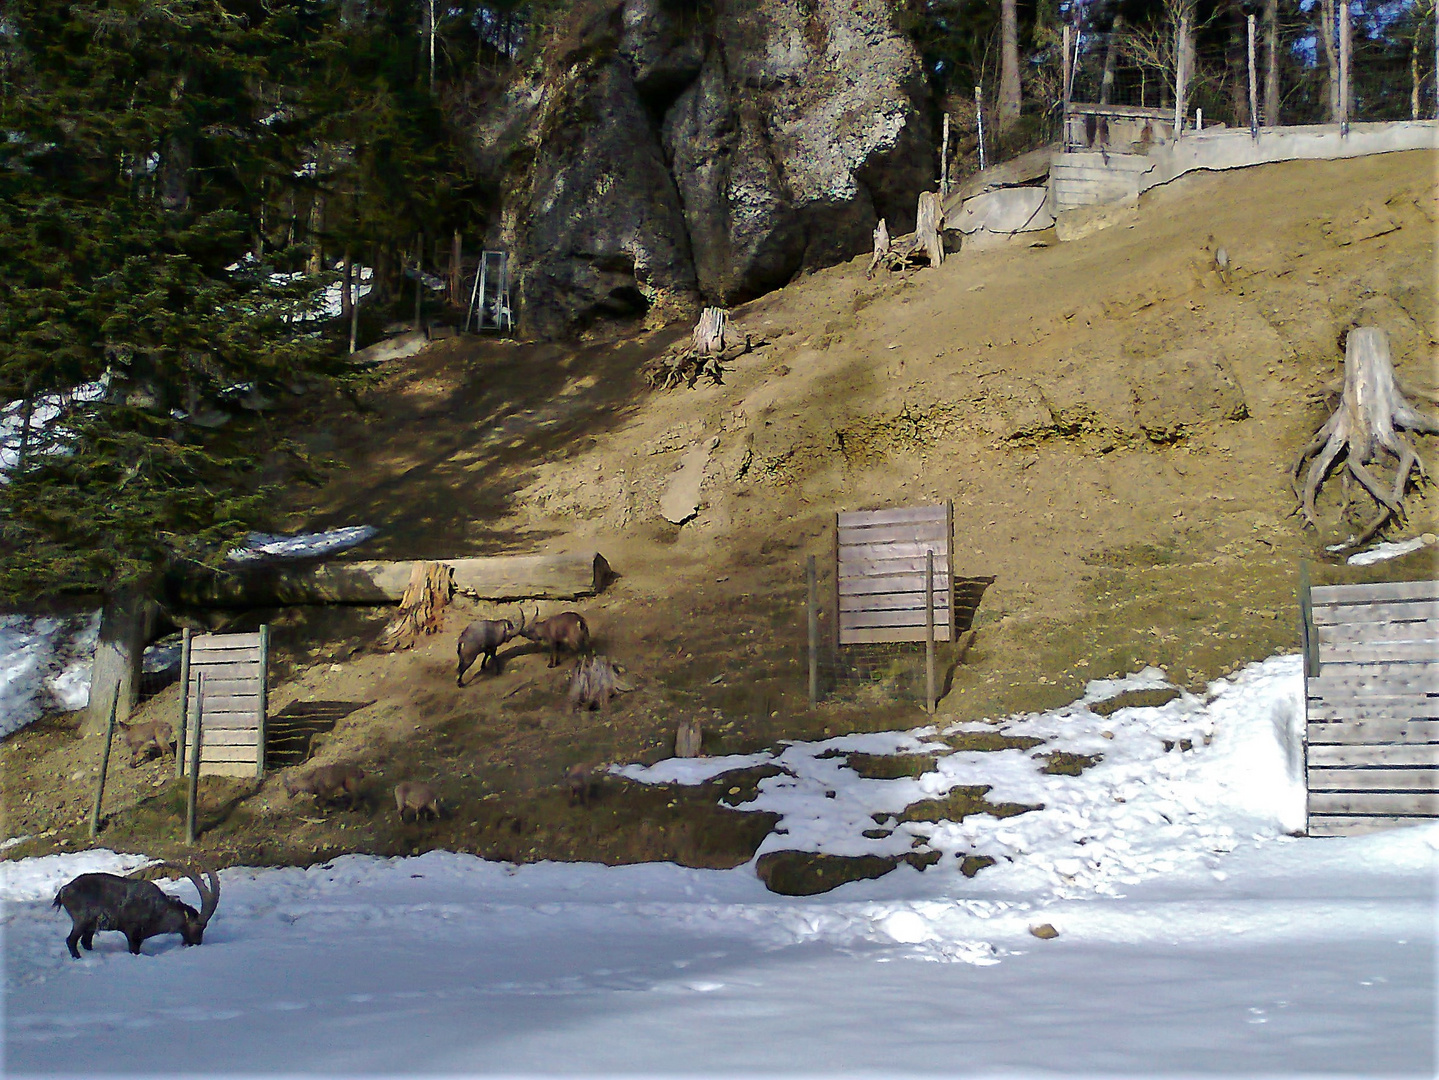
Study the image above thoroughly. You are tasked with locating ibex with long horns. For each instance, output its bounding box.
[53,867,219,958]
[516,606,590,668]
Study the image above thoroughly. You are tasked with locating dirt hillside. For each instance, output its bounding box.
[4,150,1435,874]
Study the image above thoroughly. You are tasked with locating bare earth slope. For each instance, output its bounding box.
[4,151,1435,869]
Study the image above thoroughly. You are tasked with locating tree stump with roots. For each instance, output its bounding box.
[1293,326,1439,547]
[379,561,454,651]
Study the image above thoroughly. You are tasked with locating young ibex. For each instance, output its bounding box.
[456,618,514,685]
[516,605,590,668]
[283,763,366,809]
[53,867,219,958]
[118,720,176,767]
[393,780,442,822]
[564,765,592,808]
[567,655,632,712]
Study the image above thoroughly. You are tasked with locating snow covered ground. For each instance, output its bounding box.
[3,656,1435,1077]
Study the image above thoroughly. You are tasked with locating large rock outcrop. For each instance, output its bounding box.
[483,0,934,338]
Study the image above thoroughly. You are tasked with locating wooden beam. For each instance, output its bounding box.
[173,552,610,607]
[1307,767,1438,790]
[1308,814,1432,836]
[1308,743,1439,766]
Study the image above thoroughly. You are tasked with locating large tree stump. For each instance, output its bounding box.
[865,218,890,279]
[691,307,726,357]
[916,191,945,268]
[1293,326,1439,546]
[379,561,454,651]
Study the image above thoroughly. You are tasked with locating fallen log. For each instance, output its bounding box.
[170,552,611,608]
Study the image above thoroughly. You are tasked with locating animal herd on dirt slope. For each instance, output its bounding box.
[51,604,623,958]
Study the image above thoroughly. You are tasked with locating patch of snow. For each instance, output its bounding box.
[0,378,109,481]
[2,655,1436,1074]
[226,525,378,565]
[0,611,99,735]
[0,850,156,903]
[1347,536,1431,565]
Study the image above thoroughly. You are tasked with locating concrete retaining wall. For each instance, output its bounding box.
[1049,120,1437,216]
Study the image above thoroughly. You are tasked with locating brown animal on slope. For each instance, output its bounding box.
[283,763,366,809]
[118,720,176,767]
[53,867,219,958]
[567,655,632,712]
[394,780,442,823]
[565,765,592,808]
[516,606,590,668]
[456,618,514,685]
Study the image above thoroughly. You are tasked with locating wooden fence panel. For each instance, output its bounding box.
[837,503,954,647]
[1304,576,1439,837]
[181,627,269,779]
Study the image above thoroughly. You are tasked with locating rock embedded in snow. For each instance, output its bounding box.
[1029,923,1059,939]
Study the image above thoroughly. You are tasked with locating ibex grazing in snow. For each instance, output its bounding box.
[118,720,176,767]
[283,763,366,809]
[456,618,514,685]
[53,867,219,958]
[516,606,590,668]
[394,780,442,822]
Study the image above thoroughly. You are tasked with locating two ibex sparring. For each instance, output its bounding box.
[283,763,366,809]
[516,606,590,668]
[53,868,219,958]
[394,780,442,822]
[118,720,176,767]
[456,618,514,685]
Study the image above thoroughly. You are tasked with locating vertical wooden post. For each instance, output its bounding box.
[257,624,269,778]
[450,230,462,306]
[464,255,484,333]
[89,690,119,838]
[939,114,951,198]
[925,550,936,715]
[806,556,819,706]
[185,673,203,845]
[176,627,191,778]
[1247,14,1259,137]
[1298,561,1319,678]
[349,277,360,355]
[1338,0,1351,134]
[974,86,986,171]
[1175,10,1192,138]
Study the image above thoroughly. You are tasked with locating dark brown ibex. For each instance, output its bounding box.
[456,618,514,685]
[53,867,219,958]
[118,720,176,767]
[394,780,442,822]
[283,763,366,809]
[516,605,590,668]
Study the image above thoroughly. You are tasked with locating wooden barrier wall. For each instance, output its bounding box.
[837,503,954,646]
[1303,579,1438,836]
[179,627,269,779]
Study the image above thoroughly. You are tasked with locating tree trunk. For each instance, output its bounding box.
[341,249,354,323]
[1227,1,1249,127]
[1413,24,1422,120]
[1099,14,1125,105]
[379,561,454,651]
[1263,0,1280,125]
[1320,0,1340,121]
[916,192,944,268]
[865,218,890,279]
[691,307,727,357]
[999,0,1022,131]
[85,586,160,736]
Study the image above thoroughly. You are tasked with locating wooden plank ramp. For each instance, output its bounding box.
[181,627,269,779]
[1303,576,1439,837]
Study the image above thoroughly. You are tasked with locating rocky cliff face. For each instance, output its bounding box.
[482,0,934,338]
